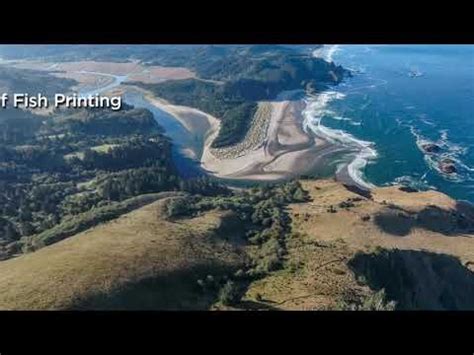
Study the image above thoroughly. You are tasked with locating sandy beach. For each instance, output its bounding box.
[4,58,357,183]
[139,87,348,182]
[203,99,327,180]
[143,93,216,138]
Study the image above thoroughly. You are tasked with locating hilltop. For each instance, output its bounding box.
[0,197,245,310]
[0,179,472,310]
[243,180,474,310]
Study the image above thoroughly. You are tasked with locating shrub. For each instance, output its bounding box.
[234,269,245,279]
[361,289,396,310]
[164,197,191,218]
[336,289,396,311]
[218,280,241,306]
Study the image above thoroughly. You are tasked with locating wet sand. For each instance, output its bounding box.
[141,88,347,181]
[2,58,360,185]
[202,100,335,180]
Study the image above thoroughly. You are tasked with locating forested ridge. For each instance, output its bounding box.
[128,45,348,148]
[0,102,227,260]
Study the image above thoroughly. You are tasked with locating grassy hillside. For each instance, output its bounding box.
[0,181,308,310]
[241,180,474,310]
[0,198,246,310]
[1,179,472,310]
[21,192,184,252]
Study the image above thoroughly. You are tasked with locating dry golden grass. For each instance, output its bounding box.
[244,239,372,310]
[2,179,472,310]
[0,199,244,310]
[243,179,474,310]
[291,180,474,263]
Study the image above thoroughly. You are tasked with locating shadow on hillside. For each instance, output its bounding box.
[212,211,248,246]
[266,90,307,102]
[71,262,238,310]
[348,249,474,310]
[234,300,280,311]
[374,201,474,237]
[343,184,372,199]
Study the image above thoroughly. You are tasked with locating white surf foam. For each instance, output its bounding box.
[325,45,340,62]
[409,125,473,181]
[312,45,341,62]
[392,175,436,191]
[330,115,362,126]
[302,91,377,188]
[303,46,378,188]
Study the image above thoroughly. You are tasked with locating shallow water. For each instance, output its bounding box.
[79,76,204,178]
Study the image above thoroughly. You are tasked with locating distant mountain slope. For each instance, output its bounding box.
[0,45,316,66]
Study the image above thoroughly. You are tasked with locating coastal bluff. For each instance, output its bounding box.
[242,179,474,310]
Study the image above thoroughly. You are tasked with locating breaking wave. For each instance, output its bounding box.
[392,175,436,191]
[302,90,377,189]
[409,125,473,182]
[312,44,340,62]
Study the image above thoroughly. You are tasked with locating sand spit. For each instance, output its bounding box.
[142,92,219,146]
[140,87,345,181]
[202,99,338,181]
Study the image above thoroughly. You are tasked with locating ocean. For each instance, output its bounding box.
[307,45,474,203]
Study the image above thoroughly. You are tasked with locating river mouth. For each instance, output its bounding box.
[75,72,366,187]
[113,86,355,186]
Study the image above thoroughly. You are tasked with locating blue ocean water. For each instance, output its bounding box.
[309,45,474,202]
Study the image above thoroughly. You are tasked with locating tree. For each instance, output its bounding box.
[4,223,19,241]
[218,281,241,306]
[293,187,307,202]
[19,206,32,222]
[165,197,190,218]
[19,221,34,237]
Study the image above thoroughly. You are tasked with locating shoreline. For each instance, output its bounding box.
[302,90,377,190]
[202,99,334,181]
[3,58,370,189]
[136,86,359,184]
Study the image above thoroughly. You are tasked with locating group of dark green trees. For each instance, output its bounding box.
[128,45,347,149]
[0,103,226,260]
[164,180,310,306]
